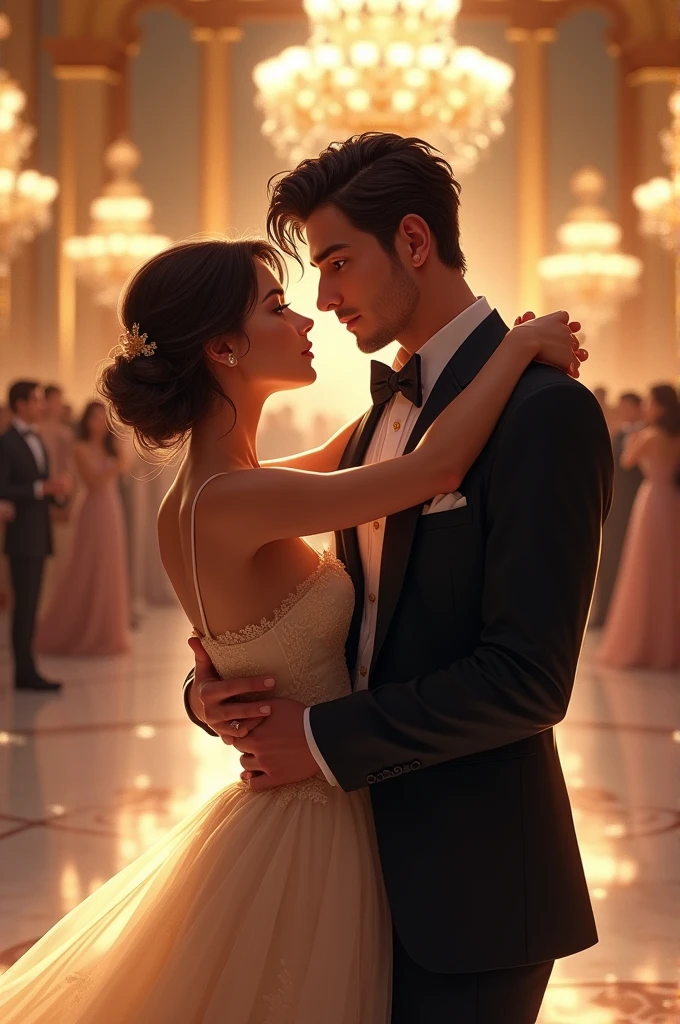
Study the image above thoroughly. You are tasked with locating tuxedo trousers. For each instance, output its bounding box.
[9,556,45,683]
[391,929,554,1024]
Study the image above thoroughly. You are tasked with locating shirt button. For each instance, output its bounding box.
[373,521,380,530]
[393,421,401,431]
[359,666,367,677]
[368,593,376,603]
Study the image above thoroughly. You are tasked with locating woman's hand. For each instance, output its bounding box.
[512,310,587,379]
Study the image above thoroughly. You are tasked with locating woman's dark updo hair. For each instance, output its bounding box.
[99,238,286,453]
[649,383,680,436]
[78,401,118,457]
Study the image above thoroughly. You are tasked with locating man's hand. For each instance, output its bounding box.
[187,637,276,742]
[231,699,320,792]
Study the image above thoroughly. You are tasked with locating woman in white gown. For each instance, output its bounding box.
[0,239,584,1024]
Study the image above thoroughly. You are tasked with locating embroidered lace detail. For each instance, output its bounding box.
[263,959,295,1024]
[275,776,329,809]
[212,549,340,646]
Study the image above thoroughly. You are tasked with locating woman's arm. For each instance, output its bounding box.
[212,313,580,546]
[260,416,363,473]
[620,427,654,469]
[74,445,121,490]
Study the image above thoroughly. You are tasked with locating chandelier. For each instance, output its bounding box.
[0,15,59,274]
[539,167,642,333]
[632,86,679,252]
[64,138,171,309]
[253,0,514,173]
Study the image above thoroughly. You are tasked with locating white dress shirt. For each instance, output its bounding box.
[304,298,494,786]
[12,416,47,499]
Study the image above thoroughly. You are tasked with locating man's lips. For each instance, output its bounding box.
[339,314,361,330]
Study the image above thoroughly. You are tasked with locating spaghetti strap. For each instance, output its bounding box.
[191,474,230,638]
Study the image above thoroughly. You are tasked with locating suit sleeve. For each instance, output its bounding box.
[0,438,41,503]
[308,382,614,792]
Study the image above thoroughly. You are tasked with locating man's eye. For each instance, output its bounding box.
[274,303,291,314]
[332,260,346,271]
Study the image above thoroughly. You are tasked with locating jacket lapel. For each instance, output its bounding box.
[370,310,510,675]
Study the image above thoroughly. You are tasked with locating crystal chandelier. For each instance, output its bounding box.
[539,167,642,333]
[253,0,514,173]
[64,138,171,309]
[0,15,59,274]
[632,86,679,252]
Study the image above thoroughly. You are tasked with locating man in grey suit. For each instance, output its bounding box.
[0,381,71,691]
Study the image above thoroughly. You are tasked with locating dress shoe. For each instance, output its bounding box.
[15,677,63,693]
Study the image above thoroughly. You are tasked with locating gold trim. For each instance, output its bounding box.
[54,65,121,86]
[190,27,243,44]
[627,67,680,87]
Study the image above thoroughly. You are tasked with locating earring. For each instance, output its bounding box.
[413,254,421,263]
[227,353,237,366]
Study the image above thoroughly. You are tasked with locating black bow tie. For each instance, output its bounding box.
[370,353,422,408]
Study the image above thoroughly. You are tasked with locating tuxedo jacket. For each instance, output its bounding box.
[0,426,54,559]
[184,310,614,975]
[310,310,613,974]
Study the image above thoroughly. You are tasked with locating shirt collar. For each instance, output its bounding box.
[12,417,33,435]
[393,297,493,405]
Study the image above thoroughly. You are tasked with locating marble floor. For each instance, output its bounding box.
[0,607,678,1022]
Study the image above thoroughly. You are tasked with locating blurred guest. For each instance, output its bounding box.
[0,404,11,434]
[39,385,75,476]
[0,500,13,611]
[36,402,131,656]
[593,385,616,434]
[0,382,71,691]
[599,384,680,670]
[308,411,344,449]
[257,405,305,459]
[590,392,645,626]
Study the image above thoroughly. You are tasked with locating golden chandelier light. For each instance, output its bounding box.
[253,0,514,173]
[0,15,59,273]
[64,138,171,310]
[539,167,642,334]
[632,86,679,253]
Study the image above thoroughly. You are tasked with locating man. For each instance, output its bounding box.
[590,391,644,627]
[183,134,613,1023]
[0,382,71,691]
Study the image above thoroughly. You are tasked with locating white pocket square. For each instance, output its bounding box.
[421,492,467,515]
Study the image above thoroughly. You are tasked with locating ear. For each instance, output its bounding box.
[204,334,239,369]
[397,214,432,268]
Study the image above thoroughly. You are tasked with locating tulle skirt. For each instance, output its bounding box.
[0,780,392,1023]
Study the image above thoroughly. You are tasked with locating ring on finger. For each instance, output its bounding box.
[230,720,242,731]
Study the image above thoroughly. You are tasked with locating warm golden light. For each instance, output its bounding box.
[253,0,514,172]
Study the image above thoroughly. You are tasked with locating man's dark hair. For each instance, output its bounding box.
[8,381,40,413]
[619,392,642,406]
[45,385,63,400]
[267,133,466,272]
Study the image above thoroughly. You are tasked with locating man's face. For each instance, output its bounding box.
[16,387,45,425]
[306,204,419,354]
[618,398,641,424]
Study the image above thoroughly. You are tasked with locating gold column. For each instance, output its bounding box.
[507,27,554,315]
[49,55,121,399]
[192,27,242,234]
[3,0,39,384]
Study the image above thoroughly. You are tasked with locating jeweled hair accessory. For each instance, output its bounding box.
[118,323,157,361]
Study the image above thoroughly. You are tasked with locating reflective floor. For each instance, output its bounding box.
[0,608,678,1022]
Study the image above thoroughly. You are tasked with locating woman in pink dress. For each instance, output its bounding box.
[598,384,680,670]
[36,401,131,656]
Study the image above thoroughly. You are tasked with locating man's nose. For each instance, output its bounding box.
[316,283,340,313]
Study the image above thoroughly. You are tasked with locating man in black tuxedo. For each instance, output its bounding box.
[182,135,614,1022]
[0,381,71,691]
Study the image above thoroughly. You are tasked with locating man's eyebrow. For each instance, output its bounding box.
[309,243,351,267]
[260,287,285,304]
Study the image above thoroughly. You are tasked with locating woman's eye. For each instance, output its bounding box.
[273,303,291,314]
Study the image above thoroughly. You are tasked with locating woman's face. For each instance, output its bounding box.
[86,405,108,440]
[225,261,316,393]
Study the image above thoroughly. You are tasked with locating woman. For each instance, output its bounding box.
[36,401,130,656]
[599,383,680,670]
[0,239,584,1023]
